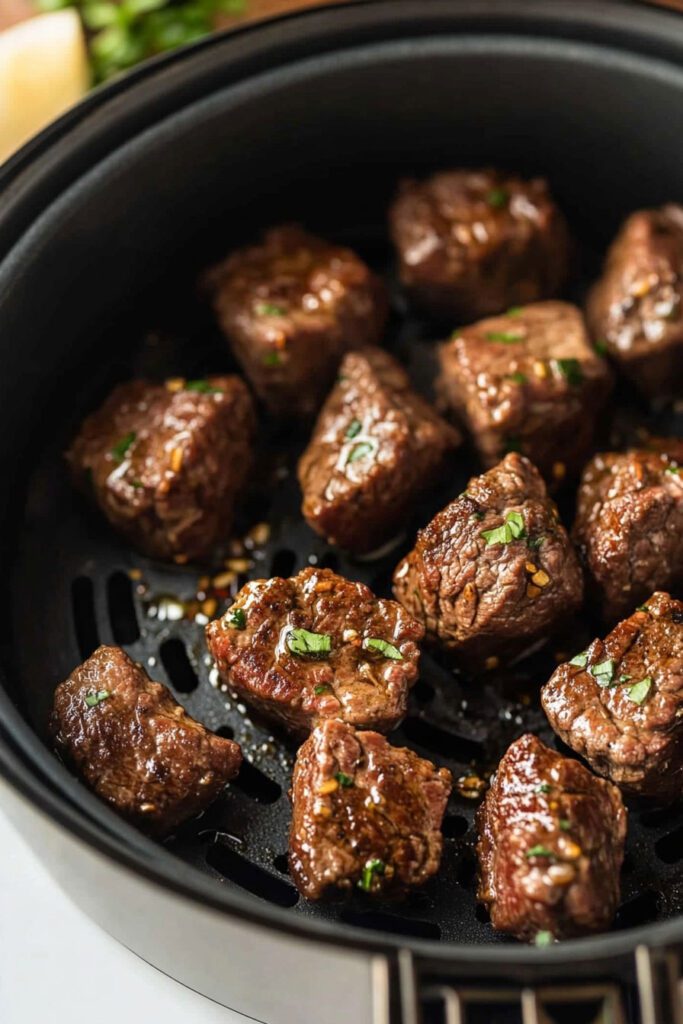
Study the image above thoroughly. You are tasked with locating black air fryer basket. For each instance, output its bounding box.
[1,2,683,1022]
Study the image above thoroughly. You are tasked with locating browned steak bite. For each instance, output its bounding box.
[437,301,611,484]
[476,733,626,943]
[542,592,683,803]
[297,347,461,553]
[389,168,570,320]
[50,646,242,836]
[67,375,255,563]
[289,718,452,901]
[205,567,423,737]
[573,440,683,623]
[586,205,683,398]
[205,224,388,419]
[393,453,583,669]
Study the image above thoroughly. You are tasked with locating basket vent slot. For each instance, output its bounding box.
[206,843,298,907]
[655,825,683,864]
[233,759,281,805]
[71,576,100,660]
[107,571,140,644]
[443,815,469,839]
[401,717,484,762]
[615,889,658,929]
[159,638,199,693]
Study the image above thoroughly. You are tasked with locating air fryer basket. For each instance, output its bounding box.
[1,3,683,1023]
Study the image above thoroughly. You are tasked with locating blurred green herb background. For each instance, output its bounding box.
[35,0,247,81]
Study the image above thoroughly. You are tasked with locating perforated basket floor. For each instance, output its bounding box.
[9,228,683,947]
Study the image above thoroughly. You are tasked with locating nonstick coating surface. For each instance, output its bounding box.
[10,218,683,947]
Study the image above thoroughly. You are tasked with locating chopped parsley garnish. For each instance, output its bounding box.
[595,339,609,356]
[481,510,525,546]
[263,351,282,367]
[529,535,546,550]
[131,479,143,489]
[536,783,552,794]
[559,819,571,832]
[345,419,362,440]
[314,684,331,695]
[486,187,509,209]
[227,607,246,630]
[335,772,354,788]
[619,674,631,684]
[569,651,588,668]
[534,930,554,947]
[636,604,650,613]
[590,658,616,687]
[346,441,374,465]
[362,637,403,661]
[287,628,332,659]
[358,858,385,892]
[255,302,286,316]
[84,689,110,708]
[551,358,583,387]
[665,465,682,476]
[486,330,523,344]
[185,379,222,394]
[507,306,524,317]
[506,372,527,385]
[111,431,136,463]
[626,677,652,705]
[526,845,554,859]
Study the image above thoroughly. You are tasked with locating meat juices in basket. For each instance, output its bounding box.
[49,181,683,945]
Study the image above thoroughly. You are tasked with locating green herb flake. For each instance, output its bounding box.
[362,637,403,661]
[255,301,286,317]
[590,658,616,687]
[595,339,609,356]
[263,351,282,367]
[536,783,552,794]
[485,330,523,344]
[486,187,509,209]
[481,510,526,547]
[227,607,246,630]
[507,306,524,317]
[526,845,555,860]
[287,628,332,659]
[665,465,682,476]
[619,674,631,684]
[569,651,588,668]
[185,379,223,394]
[346,441,374,465]
[551,358,583,387]
[345,419,362,440]
[314,684,331,696]
[505,372,528,385]
[84,689,110,708]
[636,604,650,613]
[529,535,546,550]
[358,858,385,892]
[559,819,571,832]
[111,431,136,463]
[131,479,144,489]
[335,772,354,788]
[626,676,653,705]
[534,930,554,948]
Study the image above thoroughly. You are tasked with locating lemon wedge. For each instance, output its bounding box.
[0,9,89,165]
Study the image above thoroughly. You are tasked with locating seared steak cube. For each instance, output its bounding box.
[290,718,452,900]
[542,592,683,802]
[393,454,583,668]
[573,440,683,622]
[586,205,683,397]
[477,733,626,942]
[205,224,388,419]
[50,646,242,836]
[205,567,423,737]
[297,347,461,553]
[389,169,570,319]
[437,302,611,484]
[67,375,255,563]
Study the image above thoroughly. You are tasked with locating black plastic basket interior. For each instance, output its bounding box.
[9,220,683,948]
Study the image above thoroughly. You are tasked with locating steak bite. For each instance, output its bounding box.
[297,347,461,553]
[389,168,570,320]
[289,718,452,901]
[477,733,626,942]
[436,301,611,484]
[586,205,683,398]
[542,592,683,803]
[205,567,423,737]
[573,440,683,622]
[67,375,256,563]
[393,453,583,668]
[205,224,388,419]
[50,646,242,836]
